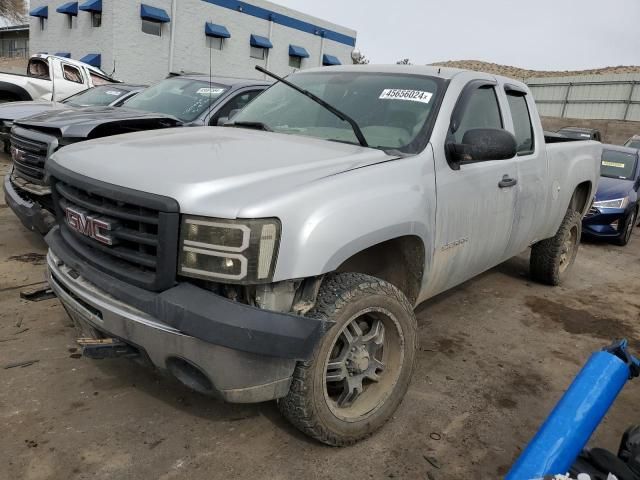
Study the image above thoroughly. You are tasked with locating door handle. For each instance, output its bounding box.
[499,175,518,188]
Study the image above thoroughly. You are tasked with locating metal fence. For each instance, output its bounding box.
[526,73,640,122]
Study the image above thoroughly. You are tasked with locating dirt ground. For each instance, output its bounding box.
[1,152,639,480]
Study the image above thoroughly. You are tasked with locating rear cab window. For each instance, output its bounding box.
[505,87,535,155]
[28,58,50,79]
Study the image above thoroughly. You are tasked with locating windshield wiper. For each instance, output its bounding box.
[255,65,368,148]
[228,120,273,132]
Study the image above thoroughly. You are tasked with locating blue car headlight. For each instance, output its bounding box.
[593,197,629,209]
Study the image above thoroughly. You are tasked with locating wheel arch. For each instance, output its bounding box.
[334,235,426,305]
[569,181,593,216]
[0,82,32,101]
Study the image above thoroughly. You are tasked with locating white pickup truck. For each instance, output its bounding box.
[0,54,119,103]
[42,65,601,445]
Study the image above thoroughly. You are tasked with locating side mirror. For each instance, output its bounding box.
[228,109,240,120]
[446,128,517,169]
[216,116,229,126]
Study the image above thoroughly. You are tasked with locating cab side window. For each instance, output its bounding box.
[28,59,50,79]
[506,90,534,154]
[63,64,83,84]
[210,90,263,125]
[451,86,502,144]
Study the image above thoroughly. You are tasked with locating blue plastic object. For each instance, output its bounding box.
[29,5,49,18]
[506,340,640,480]
[79,53,101,68]
[56,2,78,16]
[289,45,310,58]
[322,54,341,66]
[140,4,170,23]
[79,0,102,13]
[205,22,231,38]
[250,34,273,49]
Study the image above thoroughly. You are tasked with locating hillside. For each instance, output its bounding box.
[429,60,640,79]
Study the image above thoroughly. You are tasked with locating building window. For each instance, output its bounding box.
[39,17,46,31]
[92,12,102,27]
[288,56,302,69]
[250,46,266,60]
[142,19,162,36]
[208,37,223,50]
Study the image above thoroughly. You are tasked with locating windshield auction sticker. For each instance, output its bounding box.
[602,161,625,168]
[379,89,433,104]
[197,88,225,95]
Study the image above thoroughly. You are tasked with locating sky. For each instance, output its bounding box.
[272,0,640,71]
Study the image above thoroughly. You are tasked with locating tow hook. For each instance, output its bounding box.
[77,337,139,359]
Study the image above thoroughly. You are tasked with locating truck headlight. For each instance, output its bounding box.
[179,216,281,283]
[593,197,629,209]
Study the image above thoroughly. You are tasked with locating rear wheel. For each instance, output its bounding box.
[530,209,581,286]
[616,209,636,246]
[279,273,417,446]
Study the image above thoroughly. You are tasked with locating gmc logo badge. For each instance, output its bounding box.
[65,207,116,246]
[10,146,26,163]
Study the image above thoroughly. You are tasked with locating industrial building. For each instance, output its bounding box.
[27,0,358,84]
[0,16,29,58]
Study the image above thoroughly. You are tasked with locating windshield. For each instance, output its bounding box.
[63,86,133,107]
[232,71,442,152]
[601,150,637,180]
[558,129,593,140]
[625,139,640,150]
[123,78,228,122]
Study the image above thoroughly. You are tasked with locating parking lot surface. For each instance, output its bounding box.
[1,152,639,480]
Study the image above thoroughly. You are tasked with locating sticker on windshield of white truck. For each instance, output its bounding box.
[602,161,625,168]
[105,90,123,96]
[197,87,225,95]
[379,89,433,104]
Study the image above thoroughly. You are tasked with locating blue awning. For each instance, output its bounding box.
[55,52,71,58]
[79,53,101,67]
[140,4,170,23]
[289,45,309,58]
[205,22,230,38]
[79,0,102,13]
[250,34,273,49]
[29,5,48,18]
[56,2,78,16]
[322,54,341,66]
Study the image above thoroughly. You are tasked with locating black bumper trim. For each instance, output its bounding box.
[46,226,331,360]
[4,174,55,235]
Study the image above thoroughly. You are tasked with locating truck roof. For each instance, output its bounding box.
[31,53,117,81]
[169,73,271,89]
[300,64,529,89]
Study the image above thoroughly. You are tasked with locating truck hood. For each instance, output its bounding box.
[595,176,634,202]
[14,106,180,138]
[0,100,65,122]
[50,127,397,217]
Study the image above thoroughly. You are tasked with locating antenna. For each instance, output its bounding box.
[110,59,116,78]
[209,24,213,108]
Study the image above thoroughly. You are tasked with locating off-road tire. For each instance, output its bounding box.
[615,209,636,246]
[530,209,582,286]
[278,273,417,446]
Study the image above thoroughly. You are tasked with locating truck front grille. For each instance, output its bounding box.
[50,168,180,291]
[10,132,50,185]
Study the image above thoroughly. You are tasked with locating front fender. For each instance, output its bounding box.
[247,153,437,282]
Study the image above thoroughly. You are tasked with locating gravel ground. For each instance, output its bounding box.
[1,152,639,480]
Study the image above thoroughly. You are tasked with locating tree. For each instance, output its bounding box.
[396,58,412,65]
[352,51,370,65]
[0,0,27,24]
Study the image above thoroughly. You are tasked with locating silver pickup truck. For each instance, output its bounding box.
[42,65,601,445]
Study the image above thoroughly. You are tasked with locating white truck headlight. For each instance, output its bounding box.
[593,197,629,209]
[179,216,281,283]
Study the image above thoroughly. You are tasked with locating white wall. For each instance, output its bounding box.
[29,0,357,84]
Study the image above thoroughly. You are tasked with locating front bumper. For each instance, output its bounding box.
[582,208,627,237]
[4,173,55,235]
[46,226,331,403]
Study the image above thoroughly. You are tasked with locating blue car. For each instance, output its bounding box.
[583,145,640,245]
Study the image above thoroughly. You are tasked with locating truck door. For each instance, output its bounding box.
[54,61,87,100]
[502,85,546,252]
[424,81,519,298]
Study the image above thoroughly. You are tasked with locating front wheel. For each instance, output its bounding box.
[278,273,417,446]
[615,209,636,246]
[530,209,582,286]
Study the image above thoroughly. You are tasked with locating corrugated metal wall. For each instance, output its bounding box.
[526,73,640,121]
